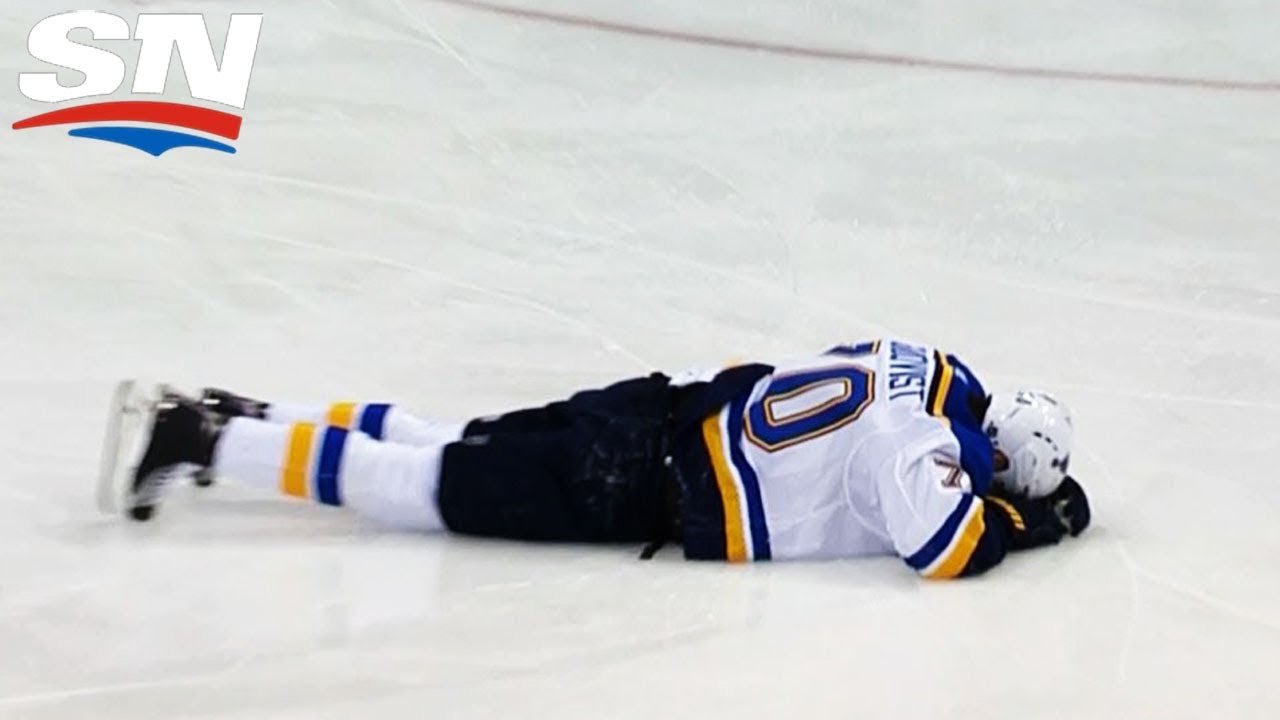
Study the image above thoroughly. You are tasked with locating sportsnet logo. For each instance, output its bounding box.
[13,12,262,156]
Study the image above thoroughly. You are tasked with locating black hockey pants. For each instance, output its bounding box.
[437,373,680,545]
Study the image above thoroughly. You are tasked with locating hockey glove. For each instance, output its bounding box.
[1048,476,1091,536]
[983,476,1090,552]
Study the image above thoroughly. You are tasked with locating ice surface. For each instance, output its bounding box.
[3,1,1279,718]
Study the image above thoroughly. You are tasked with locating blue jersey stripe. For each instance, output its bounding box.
[905,494,974,570]
[315,426,348,506]
[825,340,880,359]
[358,403,391,440]
[727,395,772,560]
[928,352,995,495]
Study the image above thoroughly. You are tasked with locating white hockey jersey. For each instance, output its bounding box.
[681,339,992,578]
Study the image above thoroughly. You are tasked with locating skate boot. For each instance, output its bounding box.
[198,387,269,421]
[126,391,219,521]
[192,388,268,487]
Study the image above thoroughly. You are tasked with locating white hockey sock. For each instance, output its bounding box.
[264,402,465,447]
[212,417,447,532]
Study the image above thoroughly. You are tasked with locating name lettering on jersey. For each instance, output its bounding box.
[13,11,262,156]
[888,341,930,402]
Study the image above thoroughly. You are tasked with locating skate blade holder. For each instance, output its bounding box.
[95,379,167,515]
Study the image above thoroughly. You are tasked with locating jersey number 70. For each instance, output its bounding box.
[744,365,875,452]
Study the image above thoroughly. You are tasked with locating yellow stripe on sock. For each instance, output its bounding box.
[281,422,317,499]
[327,402,357,429]
[926,500,987,580]
[701,411,747,562]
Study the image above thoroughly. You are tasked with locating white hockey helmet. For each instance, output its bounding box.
[983,390,1074,498]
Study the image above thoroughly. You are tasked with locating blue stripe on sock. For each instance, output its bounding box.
[316,426,348,506]
[359,404,391,440]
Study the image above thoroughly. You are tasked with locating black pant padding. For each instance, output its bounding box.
[438,374,675,543]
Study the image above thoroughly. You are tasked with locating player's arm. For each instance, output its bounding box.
[963,477,1091,575]
[880,451,1090,579]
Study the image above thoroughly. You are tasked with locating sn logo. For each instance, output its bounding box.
[13,11,264,156]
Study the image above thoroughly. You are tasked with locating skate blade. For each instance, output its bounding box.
[95,380,166,515]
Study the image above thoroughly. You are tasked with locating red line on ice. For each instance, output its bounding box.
[432,0,1280,93]
[12,101,243,139]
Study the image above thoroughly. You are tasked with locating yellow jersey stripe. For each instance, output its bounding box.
[930,354,955,417]
[281,422,318,499]
[327,402,357,429]
[701,411,748,562]
[925,499,986,579]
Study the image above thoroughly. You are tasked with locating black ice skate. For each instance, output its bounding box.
[192,388,268,487]
[96,381,219,520]
[199,387,269,421]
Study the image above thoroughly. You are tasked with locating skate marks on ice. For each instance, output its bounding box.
[176,161,896,355]
[0,541,814,718]
[240,227,654,368]
[1078,441,1280,709]
[176,152,897,365]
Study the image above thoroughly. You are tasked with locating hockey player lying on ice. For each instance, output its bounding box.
[102,338,1089,578]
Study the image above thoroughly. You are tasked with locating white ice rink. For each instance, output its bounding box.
[3,1,1280,717]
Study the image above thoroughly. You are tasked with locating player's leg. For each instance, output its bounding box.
[214,417,446,531]
[462,372,672,437]
[117,377,680,545]
[200,389,466,446]
[190,389,464,489]
[439,373,678,543]
[438,421,672,543]
[123,393,447,529]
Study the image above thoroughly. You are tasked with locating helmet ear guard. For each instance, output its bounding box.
[983,390,1074,498]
